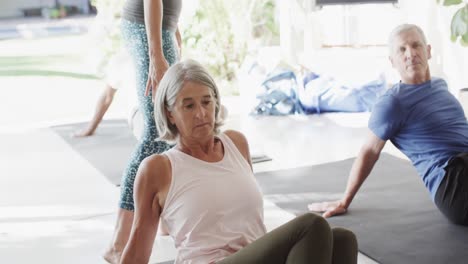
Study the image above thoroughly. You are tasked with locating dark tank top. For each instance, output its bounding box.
[122,0,181,30]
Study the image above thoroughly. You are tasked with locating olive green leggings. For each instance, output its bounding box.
[218,213,358,264]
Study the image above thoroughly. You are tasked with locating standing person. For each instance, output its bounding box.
[75,0,129,138]
[103,0,182,263]
[120,59,358,264]
[74,50,132,137]
[309,24,468,226]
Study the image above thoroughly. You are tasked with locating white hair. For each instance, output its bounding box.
[388,24,428,55]
[154,59,223,143]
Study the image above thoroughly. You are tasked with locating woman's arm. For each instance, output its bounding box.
[143,0,169,101]
[175,27,182,56]
[120,155,171,263]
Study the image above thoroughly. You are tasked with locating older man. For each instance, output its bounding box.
[309,24,468,226]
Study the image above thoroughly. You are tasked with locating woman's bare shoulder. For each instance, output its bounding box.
[223,130,250,159]
[223,130,248,146]
[137,154,172,186]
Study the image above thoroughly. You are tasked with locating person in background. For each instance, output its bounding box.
[75,0,129,137]
[104,0,182,263]
[74,50,132,137]
[309,24,468,226]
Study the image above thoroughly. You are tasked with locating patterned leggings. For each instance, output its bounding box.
[119,19,178,211]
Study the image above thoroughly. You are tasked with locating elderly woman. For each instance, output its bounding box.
[120,59,358,264]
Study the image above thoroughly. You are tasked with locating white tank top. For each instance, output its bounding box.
[161,133,266,264]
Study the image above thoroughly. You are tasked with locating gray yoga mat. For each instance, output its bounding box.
[52,120,137,186]
[52,120,272,186]
[255,153,468,264]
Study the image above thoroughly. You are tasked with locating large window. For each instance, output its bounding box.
[316,3,401,47]
[316,0,397,6]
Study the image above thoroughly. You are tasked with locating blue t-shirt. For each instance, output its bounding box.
[369,78,468,200]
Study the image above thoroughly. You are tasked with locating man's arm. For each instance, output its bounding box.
[308,130,386,217]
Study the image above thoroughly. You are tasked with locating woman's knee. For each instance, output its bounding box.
[332,228,357,249]
[332,228,358,260]
[331,228,358,264]
[295,213,332,241]
[299,213,330,229]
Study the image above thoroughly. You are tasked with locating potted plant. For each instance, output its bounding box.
[437,0,468,46]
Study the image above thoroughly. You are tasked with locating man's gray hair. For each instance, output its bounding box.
[154,59,223,143]
[388,24,428,55]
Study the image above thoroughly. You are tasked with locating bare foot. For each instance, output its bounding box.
[103,247,122,264]
[104,209,133,263]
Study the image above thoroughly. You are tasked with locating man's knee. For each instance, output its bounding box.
[444,211,468,226]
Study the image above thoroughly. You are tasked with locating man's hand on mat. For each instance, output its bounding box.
[308,200,347,218]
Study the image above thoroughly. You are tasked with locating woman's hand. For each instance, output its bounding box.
[145,57,169,102]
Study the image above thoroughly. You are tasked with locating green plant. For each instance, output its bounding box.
[249,0,280,45]
[437,0,468,46]
[182,0,278,95]
[182,0,247,91]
